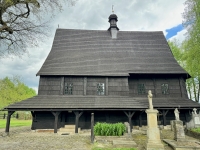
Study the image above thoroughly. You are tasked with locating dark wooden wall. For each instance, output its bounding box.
[128,76,188,98]
[38,75,188,98]
[108,77,129,96]
[32,110,189,130]
[65,77,84,95]
[86,77,105,95]
[38,76,61,95]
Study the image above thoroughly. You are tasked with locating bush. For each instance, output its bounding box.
[94,122,126,136]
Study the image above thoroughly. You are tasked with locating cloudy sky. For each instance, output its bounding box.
[0,0,187,93]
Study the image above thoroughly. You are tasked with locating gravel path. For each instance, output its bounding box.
[0,127,200,150]
[0,127,92,150]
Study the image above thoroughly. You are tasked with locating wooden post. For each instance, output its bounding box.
[74,111,83,133]
[91,113,94,143]
[162,110,169,126]
[51,111,61,133]
[31,111,36,130]
[139,111,143,127]
[5,111,14,134]
[124,111,135,133]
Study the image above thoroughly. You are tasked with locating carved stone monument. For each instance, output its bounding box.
[145,90,164,150]
[186,108,200,129]
[171,108,186,141]
[174,108,180,121]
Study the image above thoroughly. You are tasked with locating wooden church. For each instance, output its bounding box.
[5,14,200,133]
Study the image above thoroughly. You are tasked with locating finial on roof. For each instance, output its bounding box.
[58,24,59,28]
[112,5,114,14]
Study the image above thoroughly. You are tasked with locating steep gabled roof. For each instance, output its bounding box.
[37,29,188,76]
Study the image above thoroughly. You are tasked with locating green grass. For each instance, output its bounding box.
[0,119,32,128]
[191,127,200,133]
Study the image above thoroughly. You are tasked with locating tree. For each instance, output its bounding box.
[168,39,198,101]
[0,0,76,57]
[182,0,200,102]
[0,76,36,109]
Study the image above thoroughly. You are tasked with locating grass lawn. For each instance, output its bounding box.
[0,119,32,129]
[191,127,200,133]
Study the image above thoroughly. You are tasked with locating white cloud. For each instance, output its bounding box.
[169,29,187,43]
[0,0,187,93]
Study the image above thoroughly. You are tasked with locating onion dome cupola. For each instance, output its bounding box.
[108,14,119,39]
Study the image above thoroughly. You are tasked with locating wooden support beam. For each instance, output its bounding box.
[51,111,61,133]
[91,113,94,143]
[162,110,168,126]
[5,111,14,134]
[139,111,144,127]
[74,111,83,133]
[123,111,135,133]
[31,111,36,130]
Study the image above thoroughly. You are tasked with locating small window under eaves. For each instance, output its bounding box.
[161,83,169,95]
[64,83,73,95]
[97,83,105,95]
[138,83,146,95]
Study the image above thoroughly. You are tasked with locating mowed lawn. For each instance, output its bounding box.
[0,119,32,129]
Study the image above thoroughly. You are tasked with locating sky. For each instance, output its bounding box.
[0,0,187,93]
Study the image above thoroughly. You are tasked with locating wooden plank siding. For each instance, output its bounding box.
[129,77,183,98]
[38,76,186,98]
[108,77,129,96]
[64,77,84,95]
[38,76,61,95]
[87,77,106,95]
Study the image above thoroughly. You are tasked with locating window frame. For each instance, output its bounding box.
[64,83,73,95]
[161,83,169,95]
[97,83,105,96]
[137,83,146,95]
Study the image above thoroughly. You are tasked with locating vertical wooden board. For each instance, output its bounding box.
[84,77,87,95]
[60,77,64,95]
[106,77,108,95]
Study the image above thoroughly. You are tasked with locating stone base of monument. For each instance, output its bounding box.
[163,139,200,150]
[145,109,164,150]
[173,120,185,141]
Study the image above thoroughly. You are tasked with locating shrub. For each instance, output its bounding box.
[94,122,126,136]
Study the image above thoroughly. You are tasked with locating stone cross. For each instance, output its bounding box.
[193,108,197,114]
[148,90,153,109]
[174,108,180,121]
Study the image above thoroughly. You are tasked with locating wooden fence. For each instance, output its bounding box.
[0,113,18,119]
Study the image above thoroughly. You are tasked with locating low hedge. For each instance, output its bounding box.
[94,122,126,136]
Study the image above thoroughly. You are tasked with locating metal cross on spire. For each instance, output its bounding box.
[112,5,114,13]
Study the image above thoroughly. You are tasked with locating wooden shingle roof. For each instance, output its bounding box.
[5,96,200,110]
[37,29,188,76]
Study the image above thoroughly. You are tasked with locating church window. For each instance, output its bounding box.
[64,83,73,95]
[161,83,169,94]
[97,83,105,95]
[138,84,146,94]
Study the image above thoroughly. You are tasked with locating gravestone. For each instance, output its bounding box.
[173,120,185,141]
[170,120,175,131]
[186,108,200,129]
[124,122,130,134]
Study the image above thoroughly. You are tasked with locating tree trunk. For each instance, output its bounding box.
[192,78,197,102]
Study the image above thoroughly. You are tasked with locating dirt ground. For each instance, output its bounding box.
[0,127,199,150]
